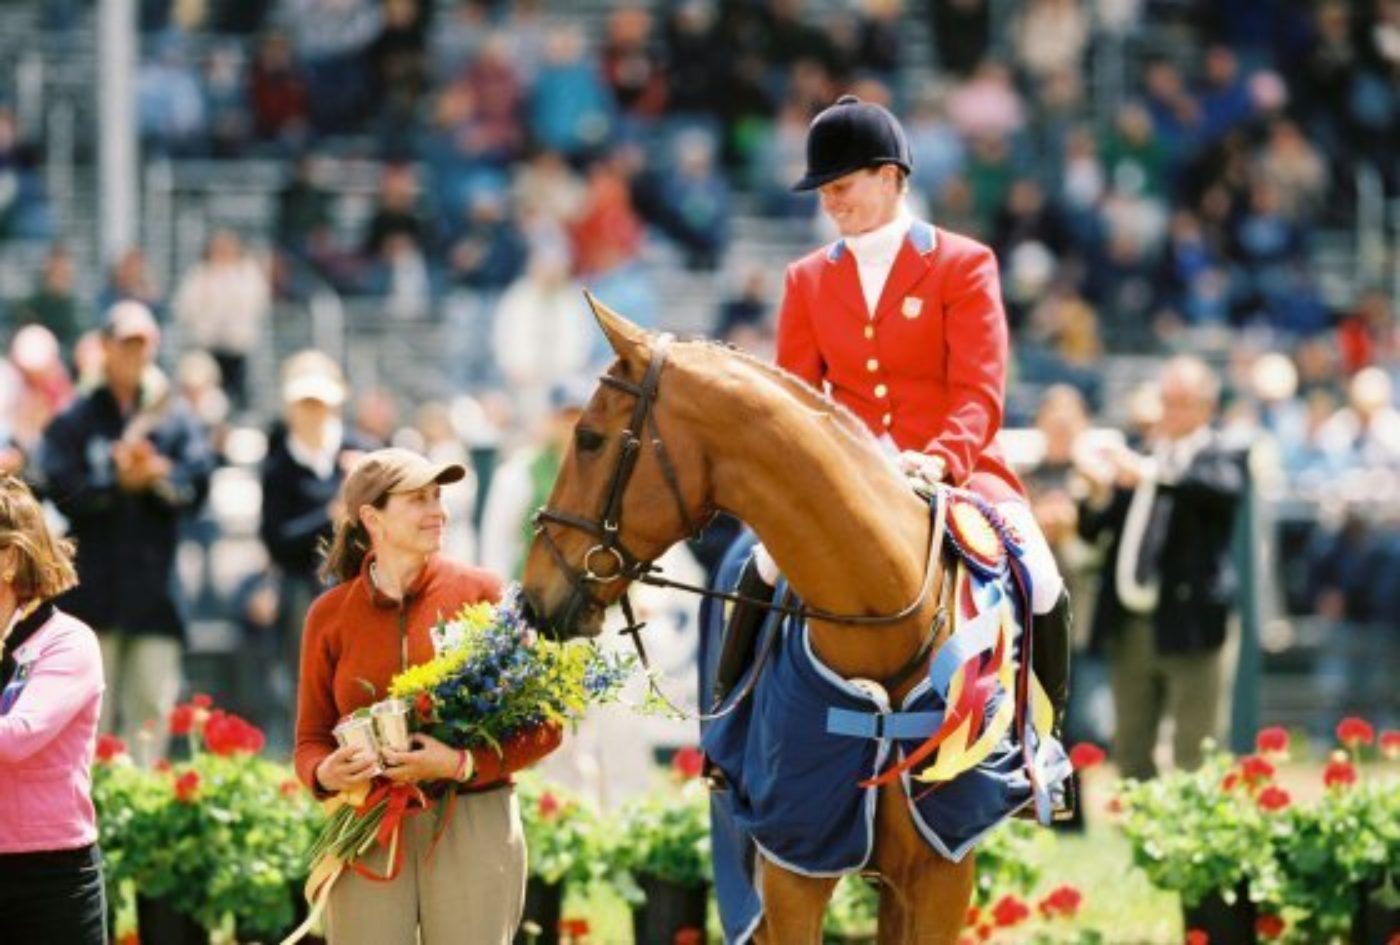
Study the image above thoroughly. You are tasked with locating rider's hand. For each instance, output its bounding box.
[898,451,948,489]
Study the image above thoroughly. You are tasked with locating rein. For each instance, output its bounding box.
[532,333,950,719]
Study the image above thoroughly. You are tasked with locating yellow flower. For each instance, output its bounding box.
[456,602,496,633]
[389,647,471,699]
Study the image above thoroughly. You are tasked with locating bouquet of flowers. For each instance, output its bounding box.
[301,592,634,917]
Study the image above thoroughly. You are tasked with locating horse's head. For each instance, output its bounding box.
[520,294,714,640]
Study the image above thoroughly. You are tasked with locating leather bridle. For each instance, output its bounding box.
[531,333,949,717]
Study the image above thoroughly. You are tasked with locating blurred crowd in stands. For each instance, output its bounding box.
[0,0,1398,746]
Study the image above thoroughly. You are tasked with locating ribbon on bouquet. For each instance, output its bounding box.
[279,781,437,945]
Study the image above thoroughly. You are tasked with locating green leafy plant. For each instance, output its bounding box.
[1115,750,1278,910]
[1117,720,1400,943]
[605,758,711,902]
[515,772,603,887]
[91,704,321,936]
[1263,719,1400,940]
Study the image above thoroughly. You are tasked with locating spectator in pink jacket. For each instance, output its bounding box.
[0,475,105,945]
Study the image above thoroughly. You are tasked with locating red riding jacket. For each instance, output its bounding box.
[775,220,1024,502]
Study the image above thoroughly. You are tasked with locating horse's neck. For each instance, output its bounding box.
[700,372,935,682]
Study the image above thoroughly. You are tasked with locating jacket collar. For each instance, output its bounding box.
[824,220,939,322]
[1,601,57,688]
[359,552,437,610]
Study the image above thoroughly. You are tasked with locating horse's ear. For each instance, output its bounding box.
[584,290,649,362]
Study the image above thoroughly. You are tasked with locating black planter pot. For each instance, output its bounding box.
[1351,877,1400,945]
[515,877,564,945]
[135,894,209,945]
[631,875,708,945]
[1182,883,1258,945]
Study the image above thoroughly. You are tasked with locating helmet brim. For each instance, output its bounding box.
[790,158,911,193]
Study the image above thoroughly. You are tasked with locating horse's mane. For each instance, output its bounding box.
[684,338,887,461]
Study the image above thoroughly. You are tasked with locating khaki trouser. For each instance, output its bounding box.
[98,632,182,757]
[327,787,526,945]
[1108,614,1224,781]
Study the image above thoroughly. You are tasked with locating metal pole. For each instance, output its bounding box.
[97,0,138,265]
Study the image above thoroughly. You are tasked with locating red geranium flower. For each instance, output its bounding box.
[1323,759,1357,789]
[1069,742,1106,770]
[95,733,127,763]
[538,792,561,819]
[1337,716,1375,749]
[118,933,141,945]
[1221,772,1240,792]
[173,771,201,803]
[975,924,993,942]
[673,927,703,945]
[1255,726,1289,757]
[557,917,590,938]
[964,905,980,927]
[154,759,172,773]
[1380,730,1400,760]
[1036,884,1083,919]
[671,746,704,780]
[169,703,196,736]
[991,894,1030,927]
[1255,914,1286,939]
[1240,755,1275,787]
[191,693,213,709]
[203,710,266,756]
[1257,786,1291,812]
[1186,930,1210,945]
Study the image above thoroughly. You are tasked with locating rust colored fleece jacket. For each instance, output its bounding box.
[295,553,561,796]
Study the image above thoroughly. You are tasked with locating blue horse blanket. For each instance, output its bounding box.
[698,534,1070,943]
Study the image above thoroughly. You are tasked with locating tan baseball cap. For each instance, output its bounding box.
[103,300,161,344]
[342,448,466,525]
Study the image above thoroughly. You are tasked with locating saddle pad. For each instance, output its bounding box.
[701,604,1069,942]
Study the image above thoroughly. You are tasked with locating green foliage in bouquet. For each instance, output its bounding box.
[515,773,604,886]
[607,777,712,900]
[1116,751,1277,910]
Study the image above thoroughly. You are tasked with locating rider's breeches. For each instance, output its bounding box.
[995,500,1064,615]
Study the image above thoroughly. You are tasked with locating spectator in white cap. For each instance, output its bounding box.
[257,350,373,748]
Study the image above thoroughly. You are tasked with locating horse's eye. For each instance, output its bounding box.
[575,428,605,453]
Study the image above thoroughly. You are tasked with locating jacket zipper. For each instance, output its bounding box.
[399,605,408,673]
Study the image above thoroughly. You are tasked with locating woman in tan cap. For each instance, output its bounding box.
[294,448,561,944]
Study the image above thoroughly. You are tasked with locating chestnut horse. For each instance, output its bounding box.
[522,296,973,944]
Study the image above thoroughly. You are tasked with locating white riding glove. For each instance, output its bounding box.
[897,450,948,490]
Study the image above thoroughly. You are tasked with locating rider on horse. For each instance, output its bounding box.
[721,95,1072,738]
